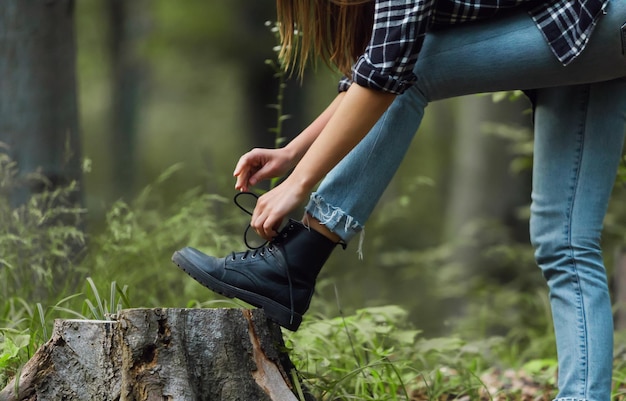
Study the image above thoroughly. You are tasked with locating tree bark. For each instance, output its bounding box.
[0,308,311,401]
[0,0,83,206]
[441,94,533,324]
[444,94,532,242]
[106,0,149,201]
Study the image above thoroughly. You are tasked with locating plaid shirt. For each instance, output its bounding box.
[339,0,610,94]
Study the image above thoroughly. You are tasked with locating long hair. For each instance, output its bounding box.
[276,0,375,77]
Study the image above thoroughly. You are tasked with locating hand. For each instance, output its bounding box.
[233,148,296,192]
[250,178,309,240]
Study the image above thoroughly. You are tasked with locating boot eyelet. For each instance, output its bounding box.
[241,256,246,261]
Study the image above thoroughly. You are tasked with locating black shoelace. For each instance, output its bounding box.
[233,191,266,251]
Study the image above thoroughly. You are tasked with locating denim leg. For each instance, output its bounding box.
[303,3,626,400]
[305,85,428,242]
[530,80,626,401]
[305,1,626,242]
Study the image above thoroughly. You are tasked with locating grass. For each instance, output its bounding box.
[1,157,626,399]
[285,305,561,400]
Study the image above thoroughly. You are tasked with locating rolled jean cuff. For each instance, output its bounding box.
[304,193,363,243]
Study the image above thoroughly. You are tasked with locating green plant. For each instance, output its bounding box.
[0,150,87,305]
[264,21,289,148]
[297,291,524,399]
[0,330,30,388]
[285,300,564,400]
[48,278,131,321]
[263,20,292,190]
[74,163,244,307]
[0,296,39,389]
[287,305,425,400]
[0,277,134,389]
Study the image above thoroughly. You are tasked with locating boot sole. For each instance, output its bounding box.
[171,251,302,331]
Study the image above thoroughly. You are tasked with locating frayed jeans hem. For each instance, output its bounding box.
[553,398,589,401]
[305,193,366,258]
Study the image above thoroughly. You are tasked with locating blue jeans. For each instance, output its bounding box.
[304,2,626,400]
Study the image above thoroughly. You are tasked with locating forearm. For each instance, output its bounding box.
[287,84,396,191]
[284,92,346,162]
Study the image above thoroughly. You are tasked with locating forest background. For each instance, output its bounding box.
[3,0,626,398]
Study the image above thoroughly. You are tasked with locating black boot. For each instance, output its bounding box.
[172,219,343,331]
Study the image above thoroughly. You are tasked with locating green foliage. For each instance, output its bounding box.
[5,6,625,396]
[0,148,87,304]
[80,164,244,306]
[0,152,246,388]
[286,305,419,400]
[49,278,131,321]
[604,155,626,245]
[1,160,625,397]
[362,217,547,340]
[286,304,561,400]
[0,298,46,388]
[264,20,291,190]
[0,281,132,389]
[481,120,533,174]
[0,331,30,388]
[265,21,289,145]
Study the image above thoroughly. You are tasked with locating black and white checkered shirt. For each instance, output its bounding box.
[339,0,610,94]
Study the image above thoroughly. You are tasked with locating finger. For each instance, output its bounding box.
[251,201,272,240]
[236,163,264,191]
[233,151,259,177]
[234,170,250,192]
[257,219,279,240]
[233,155,248,177]
[247,163,275,187]
[235,182,247,192]
[262,213,281,240]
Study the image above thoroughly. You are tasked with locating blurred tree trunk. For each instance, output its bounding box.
[0,0,83,206]
[444,94,531,241]
[443,94,532,319]
[235,0,307,160]
[0,0,86,302]
[107,0,148,201]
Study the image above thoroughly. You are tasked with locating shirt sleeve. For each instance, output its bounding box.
[340,0,436,95]
[337,76,353,92]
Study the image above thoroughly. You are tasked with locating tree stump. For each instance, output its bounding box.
[0,308,312,401]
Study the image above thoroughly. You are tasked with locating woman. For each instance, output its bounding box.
[172,0,626,399]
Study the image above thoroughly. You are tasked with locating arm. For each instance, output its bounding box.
[234,92,346,192]
[250,0,433,237]
[251,84,396,238]
[284,91,346,163]
[287,84,395,191]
